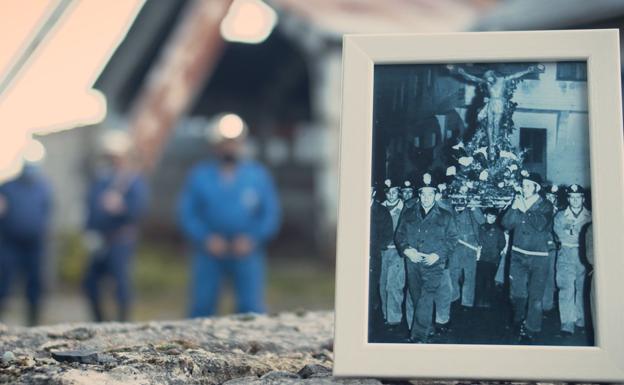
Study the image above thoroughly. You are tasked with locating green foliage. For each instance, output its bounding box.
[56,233,188,291]
[133,244,188,292]
[266,261,334,311]
[57,232,89,285]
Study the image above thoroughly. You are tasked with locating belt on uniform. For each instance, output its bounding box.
[458,239,481,260]
[511,245,549,257]
[386,245,397,249]
[561,242,579,248]
[458,239,479,251]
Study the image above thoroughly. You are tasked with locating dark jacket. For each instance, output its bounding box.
[453,208,484,247]
[86,170,149,240]
[395,203,458,264]
[0,170,52,242]
[479,223,506,263]
[370,201,393,256]
[501,196,553,253]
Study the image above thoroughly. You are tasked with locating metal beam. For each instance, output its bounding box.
[129,0,233,171]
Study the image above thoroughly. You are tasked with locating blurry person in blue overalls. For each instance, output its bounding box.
[82,130,148,322]
[0,161,52,325]
[179,114,280,317]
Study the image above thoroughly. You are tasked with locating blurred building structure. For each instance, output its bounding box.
[473,0,624,35]
[90,0,498,254]
[24,0,624,258]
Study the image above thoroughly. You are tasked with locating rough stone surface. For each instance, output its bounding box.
[0,312,600,384]
[1,351,15,364]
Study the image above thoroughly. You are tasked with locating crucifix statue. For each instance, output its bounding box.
[447,64,545,159]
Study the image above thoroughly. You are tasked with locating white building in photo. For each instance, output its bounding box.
[458,62,590,186]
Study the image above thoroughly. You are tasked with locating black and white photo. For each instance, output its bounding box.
[335,30,624,381]
[368,61,595,346]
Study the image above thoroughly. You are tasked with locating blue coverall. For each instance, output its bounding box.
[0,167,52,324]
[82,170,148,321]
[178,160,280,317]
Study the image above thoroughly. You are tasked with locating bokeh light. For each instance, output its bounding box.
[22,138,46,163]
[220,0,277,44]
[218,113,245,139]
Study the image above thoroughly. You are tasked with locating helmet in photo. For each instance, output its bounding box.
[417,172,438,192]
[383,178,399,193]
[520,169,543,190]
[566,184,585,195]
[543,183,559,195]
[483,207,499,216]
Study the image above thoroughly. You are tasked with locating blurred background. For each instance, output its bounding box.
[1,0,623,326]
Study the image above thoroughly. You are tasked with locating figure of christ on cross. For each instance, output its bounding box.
[447,64,544,159]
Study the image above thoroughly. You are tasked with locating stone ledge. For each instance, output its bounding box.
[0,312,588,384]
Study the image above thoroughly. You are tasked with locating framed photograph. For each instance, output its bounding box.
[334,30,624,381]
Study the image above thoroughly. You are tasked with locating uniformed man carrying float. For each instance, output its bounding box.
[395,173,458,343]
[501,170,554,342]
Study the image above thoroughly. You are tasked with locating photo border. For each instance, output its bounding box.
[334,29,624,381]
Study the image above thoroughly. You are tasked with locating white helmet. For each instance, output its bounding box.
[100,130,133,156]
[205,113,248,144]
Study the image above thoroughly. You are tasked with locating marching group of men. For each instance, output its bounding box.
[370,171,594,344]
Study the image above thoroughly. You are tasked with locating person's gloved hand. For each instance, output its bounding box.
[423,253,440,266]
[404,248,422,264]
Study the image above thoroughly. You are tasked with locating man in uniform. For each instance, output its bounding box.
[400,180,415,204]
[501,171,554,341]
[553,184,592,335]
[369,184,394,333]
[450,204,484,309]
[179,117,280,317]
[379,179,406,328]
[83,130,149,322]
[0,162,52,325]
[395,173,458,343]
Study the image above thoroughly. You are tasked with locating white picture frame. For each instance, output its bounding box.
[334,29,624,381]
